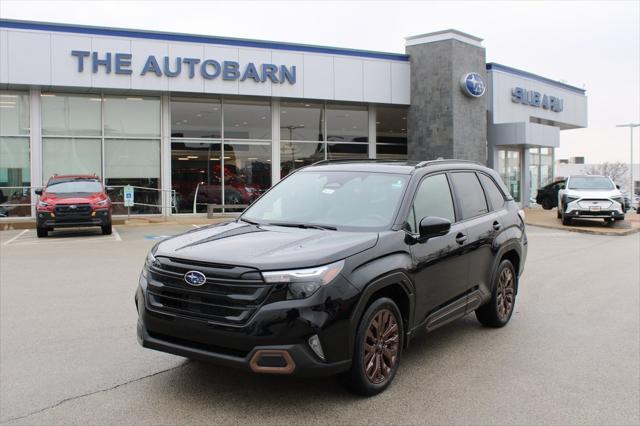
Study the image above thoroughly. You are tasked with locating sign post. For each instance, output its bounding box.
[123,185,134,219]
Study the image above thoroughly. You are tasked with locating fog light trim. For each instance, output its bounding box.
[308,334,325,361]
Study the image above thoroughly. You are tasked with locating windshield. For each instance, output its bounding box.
[46,180,103,194]
[242,171,408,230]
[568,176,614,190]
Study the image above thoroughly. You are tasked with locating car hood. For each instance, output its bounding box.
[155,221,379,270]
[565,189,622,199]
[43,192,104,204]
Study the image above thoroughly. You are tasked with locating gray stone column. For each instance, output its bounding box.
[405,30,487,164]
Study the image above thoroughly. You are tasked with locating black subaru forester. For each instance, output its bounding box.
[136,160,527,396]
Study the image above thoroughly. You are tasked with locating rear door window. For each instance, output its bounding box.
[478,173,505,211]
[450,172,489,219]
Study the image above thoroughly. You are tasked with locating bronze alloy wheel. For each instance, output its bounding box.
[496,267,515,321]
[363,309,400,384]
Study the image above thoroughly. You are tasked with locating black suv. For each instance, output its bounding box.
[136,160,527,395]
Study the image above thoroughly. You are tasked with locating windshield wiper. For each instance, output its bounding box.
[239,217,261,225]
[267,222,337,231]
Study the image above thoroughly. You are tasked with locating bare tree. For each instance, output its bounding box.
[585,162,629,188]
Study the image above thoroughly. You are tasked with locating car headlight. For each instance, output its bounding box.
[262,260,345,299]
[566,196,579,204]
[37,200,49,208]
[96,199,109,206]
[142,247,161,277]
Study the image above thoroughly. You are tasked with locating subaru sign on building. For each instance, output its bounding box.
[0,20,587,219]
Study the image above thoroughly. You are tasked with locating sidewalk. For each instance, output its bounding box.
[524,208,640,236]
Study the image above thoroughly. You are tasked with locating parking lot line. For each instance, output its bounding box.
[191,224,200,228]
[112,226,122,241]
[2,229,29,246]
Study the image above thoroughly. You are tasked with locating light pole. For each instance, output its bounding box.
[616,123,639,197]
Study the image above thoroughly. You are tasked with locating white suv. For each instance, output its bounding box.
[557,175,625,225]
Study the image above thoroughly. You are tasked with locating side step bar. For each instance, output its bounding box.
[424,289,484,332]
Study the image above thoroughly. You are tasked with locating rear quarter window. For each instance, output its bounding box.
[478,173,506,211]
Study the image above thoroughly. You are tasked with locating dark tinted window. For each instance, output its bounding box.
[478,173,505,210]
[407,174,455,232]
[451,172,488,219]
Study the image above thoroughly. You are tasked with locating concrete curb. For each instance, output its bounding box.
[525,222,640,236]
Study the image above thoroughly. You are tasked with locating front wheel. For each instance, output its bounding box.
[36,227,48,238]
[342,297,403,396]
[542,197,553,210]
[101,223,112,235]
[476,259,517,327]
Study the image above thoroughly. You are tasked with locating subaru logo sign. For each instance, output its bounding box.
[460,72,486,98]
[184,270,206,287]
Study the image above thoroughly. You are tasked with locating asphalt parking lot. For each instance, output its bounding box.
[1,223,639,425]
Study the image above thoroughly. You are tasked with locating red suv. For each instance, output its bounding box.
[35,175,112,238]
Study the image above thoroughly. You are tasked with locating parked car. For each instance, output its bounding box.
[557,175,625,225]
[535,179,566,210]
[136,159,527,396]
[35,175,112,237]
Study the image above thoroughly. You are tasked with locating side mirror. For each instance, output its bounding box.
[34,188,43,196]
[418,217,451,241]
[616,185,620,190]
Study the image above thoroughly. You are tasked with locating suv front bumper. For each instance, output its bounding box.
[135,273,358,377]
[37,210,111,228]
[565,199,625,220]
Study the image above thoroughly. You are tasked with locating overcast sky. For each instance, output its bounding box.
[1,0,638,164]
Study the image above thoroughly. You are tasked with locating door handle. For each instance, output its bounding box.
[455,233,467,244]
[493,221,502,231]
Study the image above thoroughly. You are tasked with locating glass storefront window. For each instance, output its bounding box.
[376,106,408,160]
[41,93,102,136]
[529,147,554,205]
[223,98,271,140]
[171,142,222,213]
[280,101,324,142]
[327,143,368,160]
[0,92,30,135]
[104,96,161,138]
[0,137,31,217]
[0,90,30,218]
[280,142,325,177]
[42,138,101,181]
[326,103,368,143]
[171,98,221,139]
[498,149,521,202]
[223,143,271,211]
[105,139,161,214]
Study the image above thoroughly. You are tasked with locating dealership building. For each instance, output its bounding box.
[0,19,588,218]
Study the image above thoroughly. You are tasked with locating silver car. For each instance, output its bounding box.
[557,175,625,225]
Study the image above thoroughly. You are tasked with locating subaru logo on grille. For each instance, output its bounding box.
[184,270,206,287]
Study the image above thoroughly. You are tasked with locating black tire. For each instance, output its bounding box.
[476,259,517,328]
[101,223,112,235]
[36,227,48,238]
[342,297,403,396]
[556,208,562,219]
[562,215,572,226]
[542,197,553,210]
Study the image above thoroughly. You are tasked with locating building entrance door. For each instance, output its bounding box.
[497,148,521,203]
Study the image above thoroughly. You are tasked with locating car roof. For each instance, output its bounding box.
[568,175,608,179]
[48,174,100,180]
[302,159,486,175]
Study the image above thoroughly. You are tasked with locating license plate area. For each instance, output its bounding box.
[589,206,601,212]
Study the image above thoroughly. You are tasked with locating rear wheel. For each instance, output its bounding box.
[36,227,48,238]
[343,297,403,396]
[101,223,112,235]
[476,259,517,328]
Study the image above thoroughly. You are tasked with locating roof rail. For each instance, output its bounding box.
[414,159,481,169]
[311,158,407,166]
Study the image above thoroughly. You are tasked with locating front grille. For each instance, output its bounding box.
[146,256,281,325]
[55,203,92,216]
